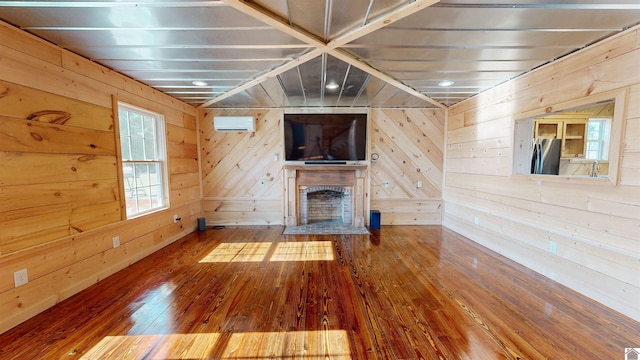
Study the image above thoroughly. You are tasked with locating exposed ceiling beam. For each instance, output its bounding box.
[208,0,445,109]
[330,48,444,108]
[222,0,328,50]
[327,0,439,47]
[199,48,323,107]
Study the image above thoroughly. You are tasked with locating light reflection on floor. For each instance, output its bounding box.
[81,330,351,359]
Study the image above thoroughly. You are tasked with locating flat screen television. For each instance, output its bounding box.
[284,113,367,162]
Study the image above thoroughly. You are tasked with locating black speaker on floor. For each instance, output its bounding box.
[370,210,381,230]
[197,217,206,231]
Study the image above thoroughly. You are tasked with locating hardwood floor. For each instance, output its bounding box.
[0,226,638,359]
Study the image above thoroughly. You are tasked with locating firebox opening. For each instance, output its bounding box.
[307,190,344,224]
[298,186,353,226]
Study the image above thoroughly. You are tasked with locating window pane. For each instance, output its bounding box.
[144,138,156,160]
[120,137,131,160]
[119,112,130,137]
[135,163,149,188]
[150,184,163,207]
[149,163,161,184]
[137,193,152,213]
[123,164,134,195]
[143,116,155,139]
[130,137,145,159]
[587,122,601,141]
[126,198,138,216]
[129,112,144,137]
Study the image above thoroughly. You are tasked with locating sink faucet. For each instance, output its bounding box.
[591,160,600,177]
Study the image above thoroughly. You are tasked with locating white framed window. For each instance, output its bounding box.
[118,102,169,218]
[586,118,611,161]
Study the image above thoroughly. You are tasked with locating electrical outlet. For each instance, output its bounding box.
[384,181,390,188]
[474,216,479,225]
[173,214,181,223]
[417,181,423,188]
[260,179,265,188]
[549,241,557,254]
[14,269,28,287]
[273,152,278,161]
[112,236,120,248]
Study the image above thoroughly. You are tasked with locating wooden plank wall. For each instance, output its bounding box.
[370,109,444,225]
[0,22,202,333]
[444,25,640,321]
[200,108,445,226]
[200,109,284,225]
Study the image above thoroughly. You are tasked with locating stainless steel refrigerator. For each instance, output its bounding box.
[531,138,561,175]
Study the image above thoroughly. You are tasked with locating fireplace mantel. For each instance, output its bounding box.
[284,165,368,226]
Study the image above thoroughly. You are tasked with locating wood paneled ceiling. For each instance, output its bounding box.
[0,0,639,108]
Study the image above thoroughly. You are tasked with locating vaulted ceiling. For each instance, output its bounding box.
[1,0,639,109]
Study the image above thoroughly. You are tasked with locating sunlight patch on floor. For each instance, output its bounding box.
[80,330,350,359]
[222,330,350,359]
[199,242,272,263]
[270,241,335,261]
[199,241,335,263]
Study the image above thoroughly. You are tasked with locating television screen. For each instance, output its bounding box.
[284,114,367,162]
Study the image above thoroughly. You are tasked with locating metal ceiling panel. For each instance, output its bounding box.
[344,47,573,62]
[123,69,257,80]
[281,0,327,40]
[259,77,290,107]
[238,84,279,107]
[332,0,413,39]
[366,60,543,72]
[249,0,414,40]
[335,66,371,107]
[348,29,620,48]
[0,0,639,108]
[395,6,640,30]
[297,55,326,106]
[26,28,305,47]
[0,5,263,28]
[396,71,525,82]
[276,66,305,103]
[208,91,256,108]
[97,59,288,72]
[74,47,308,62]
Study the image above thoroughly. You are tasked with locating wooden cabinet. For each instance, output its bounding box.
[534,119,587,158]
[534,120,562,139]
[562,121,587,158]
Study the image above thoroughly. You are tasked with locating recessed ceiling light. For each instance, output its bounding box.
[192,80,208,86]
[438,80,454,87]
[326,82,340,90]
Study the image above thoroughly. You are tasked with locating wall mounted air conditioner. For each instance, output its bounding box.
[213,116,255,132]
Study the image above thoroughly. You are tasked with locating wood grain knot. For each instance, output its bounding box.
[27,110,72,125]
[77,155,96,162]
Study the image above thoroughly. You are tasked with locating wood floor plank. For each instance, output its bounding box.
[0,225,638,359]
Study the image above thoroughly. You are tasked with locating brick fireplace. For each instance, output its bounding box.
[298,186,353,225]
[284,165,367,227]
